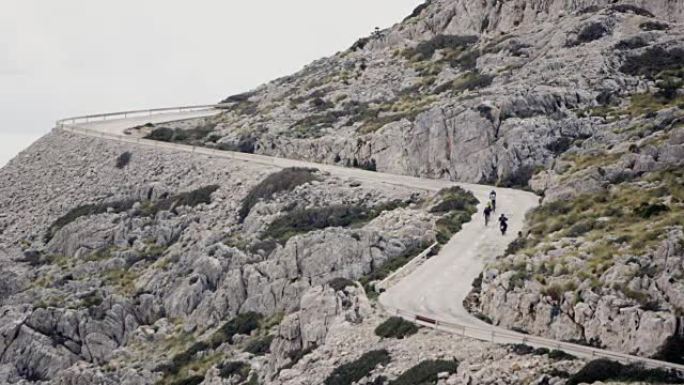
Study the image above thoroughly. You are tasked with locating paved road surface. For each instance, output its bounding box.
[58,108,684,371]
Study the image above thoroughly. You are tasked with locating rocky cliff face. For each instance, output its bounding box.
[0,131,443,383]
[149,0,684,368]
[184,0,684,188]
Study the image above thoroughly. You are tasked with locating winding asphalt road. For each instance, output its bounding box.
[58,107,684,372]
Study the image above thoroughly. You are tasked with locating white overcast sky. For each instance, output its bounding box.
[0,0,422,167]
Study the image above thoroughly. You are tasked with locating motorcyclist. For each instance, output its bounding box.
[489,190,497,212]
[498,214,508,235]
[484,204,492,226]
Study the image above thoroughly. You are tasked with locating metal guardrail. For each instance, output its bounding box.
[380,303,684,372]
[375,242,438,291]
[56,104,229,127]
[58,107,684,374]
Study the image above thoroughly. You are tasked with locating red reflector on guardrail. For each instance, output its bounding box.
[416,315,436,325]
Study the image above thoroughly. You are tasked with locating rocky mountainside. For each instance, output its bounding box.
[187,0,684,186]
[2,0,684,384]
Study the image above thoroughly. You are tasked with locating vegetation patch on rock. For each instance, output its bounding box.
[264,200,407,244]
[115,151,132,169]
[389,359,459,385]
[324,349,391,385]
[374,317,419,339]
[239,168,319,221]
[567,359,684,385]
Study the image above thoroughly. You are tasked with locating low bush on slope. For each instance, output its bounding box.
[429,186,479,214]
[327,277,355,292]
[155,313,262,385]
[620,46,684,79]
[432,187,478,244]
[403,35,478,61]
[324,350,391,385]
[115,151,132,169]
[45,185,219,242]
[610,4,654,18]
[264,200,407,244]
[434,71,494,94]
[567,359,684,385]
[145,124,216,144]
[243,335,274,356]
[389,359,459,385]
[567,22,611,47]
[239,167,319,221]
[640,21,669,31]
[375,317,419,339]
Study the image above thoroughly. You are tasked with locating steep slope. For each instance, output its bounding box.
[176,1,684,187]
[141,0,684,366]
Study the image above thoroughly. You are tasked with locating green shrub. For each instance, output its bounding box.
[375,317,419,339]
[115,151,132,169]
[218,361,250,380]
[155,340,209,375]
[634,202,670,218]
[640,21,669,31]
[265,201,406,244]
[145,124,215,144]
[568,22,610,47]
[474,312,493,324]
[209,312,263,348]
[403,35,478,61]
[654,334,684,364]
[389,359,459,385]
[497,165,538,189]
[546,137,573,155]
[578,5,602,14]
[161,185,218,212]
[565,219,595,237]
[328,277,355,292]
[453,71,494,92]
[47,185,219,242]
[621,47,684,78]
[350,37,370,51]
[610,4,654,17]
[216,135,257,154]
[46,199,137,242]
[567,359,684,385]
[430,186,479,213]
[351,158,377,171]
[548,349,576,361]
[282,344,317,370]
[436,211,473,244]
[510,344,534,355]
[139,185,219,217]
[248,239,279,256]
[324,350,391,385]
[532,347,548,354]
[504,236,529,255]
[167,376,205,385]
[244,335,274,356]
[289,111,344,138]
[615,36,649,50]
[239,168,319,221]
[265,205,368,243]
[146,127,174,141]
